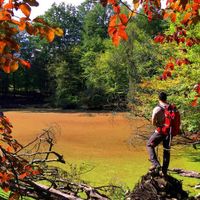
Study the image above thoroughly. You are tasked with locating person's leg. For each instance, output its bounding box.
[147,132,164,168]
[162,134,172,174]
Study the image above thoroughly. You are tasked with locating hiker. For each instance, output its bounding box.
[147,92,180,175]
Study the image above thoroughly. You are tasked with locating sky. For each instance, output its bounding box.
[30,0,133,19]
[31,0,84,19]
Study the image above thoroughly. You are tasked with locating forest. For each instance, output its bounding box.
[0,0,199,133]
[0,0,199,199]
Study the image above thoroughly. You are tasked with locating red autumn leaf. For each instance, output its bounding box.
[148,11,153,21]
[113,5,120,13]
[0,41,6,53]
[0,172,12,183]
[118,25,128,41]
[191,97,198,107]
[119,14,128,25]
[32,170,40,175]
[108,0,116,4]
[192,3,199,12]
[154,35,165,43]
[19,3,31,17]
[108,26,116,36]
[112,31,120,46]
[166,62,174,70]
[2,65,11,73]
[186,38,194,47]
[19,172,28,179]
[170,12,176,22]
[162,74,167,80]
[19,59,31,68]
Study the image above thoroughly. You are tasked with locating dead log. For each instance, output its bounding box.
[169,168,200,179]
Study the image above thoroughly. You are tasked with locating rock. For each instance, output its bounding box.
[127,172,191,200]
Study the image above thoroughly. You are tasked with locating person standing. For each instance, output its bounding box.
[147,92,172,175]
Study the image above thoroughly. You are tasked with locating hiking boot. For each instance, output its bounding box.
[149,165,161,171]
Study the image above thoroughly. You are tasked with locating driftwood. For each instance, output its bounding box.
[169,168,200,179]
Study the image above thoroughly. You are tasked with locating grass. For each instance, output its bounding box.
[1,111,199,198]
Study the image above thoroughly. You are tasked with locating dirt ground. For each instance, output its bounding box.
[5,111,148,159]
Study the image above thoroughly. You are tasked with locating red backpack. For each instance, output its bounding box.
[157,104,181,136]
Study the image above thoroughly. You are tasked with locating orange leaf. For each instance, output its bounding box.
[118,25,128,41]
[181,12,192,24]
[19,3,31,17]
[0,41,6,54]
[4,2,14,9]
[18,19,26,31]
[0,10,11,21]
[163,12,170,19]
[185,3,191,10]
[7,145,12,152]
[170,12,176,22]
[11,19,20,25]
[45,28,55,42]
[109,15,117,27]
[19,59,31,68]
[119,13,128,25]
[112,31,120,46]
[108,26,116,36]
[10,61,19,72]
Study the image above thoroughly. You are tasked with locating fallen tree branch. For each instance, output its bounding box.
[169,168,200,179]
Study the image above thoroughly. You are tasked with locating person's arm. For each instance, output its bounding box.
[152,107,159,126]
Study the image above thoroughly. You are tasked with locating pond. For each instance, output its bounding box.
[6,111,200,195]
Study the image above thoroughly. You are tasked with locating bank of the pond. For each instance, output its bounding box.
[4,111,200,197]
